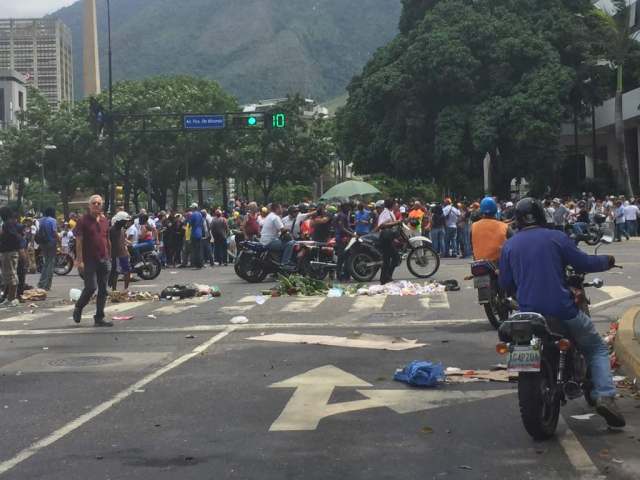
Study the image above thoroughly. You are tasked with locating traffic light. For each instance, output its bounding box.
[89,97,107,137]
[115,185,124,208]
[228,113,265,129]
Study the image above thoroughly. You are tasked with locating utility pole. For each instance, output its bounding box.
[107,0,116,212]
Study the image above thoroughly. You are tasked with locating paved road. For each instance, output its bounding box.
[0,240,639,479]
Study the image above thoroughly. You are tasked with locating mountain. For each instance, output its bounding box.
[51,0,402,103]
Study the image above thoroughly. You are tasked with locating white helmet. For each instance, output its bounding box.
[111,211,131,226]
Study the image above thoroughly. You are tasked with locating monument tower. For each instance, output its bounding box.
[83,0,101,96]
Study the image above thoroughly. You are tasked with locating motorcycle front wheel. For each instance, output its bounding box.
[347,251,378,282]
[54,254,74,276]
[235,252,267,283]
[518,357,560,440]
[138,257,161,280]
[585,226,601,246]
[406,245,440,279]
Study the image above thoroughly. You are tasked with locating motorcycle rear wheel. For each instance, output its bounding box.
[299,256,329,281]
[484,292,511,330]
[347,251,378,282]
[138,257,161,280]
[585,226,601,246]
[236,253,267,283]
[518,358,560,440]
[54,254,73,276]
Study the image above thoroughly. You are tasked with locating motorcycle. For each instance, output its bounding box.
[234,237,296,283]
[582,213,608,246]
[345,223,440,282]
[35,244,75,277]
[495,235,617,440]
[295,238,338,281]
[470,260,515,329]
[129,245,162,280]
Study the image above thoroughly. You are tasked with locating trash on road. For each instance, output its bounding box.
[230,316,249,324]
[571,413,596,420]
[255,294,267,305]
[109,291,155,303]
[185,334,195,339]
[160,285,197,300]
[360,280,445,297]
[22,289,47,301]
[193,284,221,297]
[445,368,515,383]
[394,361,445,387]
[69,288,82,302]
[147,314,157,319]
[248,333,427,351]
[113,315,134,321]
[327,287,344,297]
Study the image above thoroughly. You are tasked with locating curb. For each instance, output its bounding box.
[614,306,640,380]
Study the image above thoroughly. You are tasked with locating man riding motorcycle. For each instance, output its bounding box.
[260,203,296,271]
[498,198,625,428]
[470,197,511,263]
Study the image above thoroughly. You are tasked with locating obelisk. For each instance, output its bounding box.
[83,0,101,96]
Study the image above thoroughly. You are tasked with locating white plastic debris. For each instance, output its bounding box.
[571,413,596,420]
[230,316,249,324]
[69,288,82,302]
[327,288,344,298]
[255,295,267,305]
[356,280,446,297]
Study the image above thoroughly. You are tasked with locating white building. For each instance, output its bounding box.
[0,68,26,130]
[242,98,329,120]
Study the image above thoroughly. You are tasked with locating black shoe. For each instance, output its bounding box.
[73,307,82,324]
[94,319,114,327]
[596,397,626,427]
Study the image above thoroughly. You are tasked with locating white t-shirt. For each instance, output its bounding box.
[126,225,139,245]
[60,230,74,252]
[377,208,395,227]
[442,205,460,228]
[282,215,296,232]
[260,212,284,245]
[624,204,639,221]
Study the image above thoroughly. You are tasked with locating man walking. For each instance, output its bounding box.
[623,200,639,237]
[73,195,113,327]
[0,207,24,307]
[37,207,58,291]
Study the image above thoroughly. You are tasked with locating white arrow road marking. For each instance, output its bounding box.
[600,285,635,299]
[269,365,514,431]
[249,333,426,350]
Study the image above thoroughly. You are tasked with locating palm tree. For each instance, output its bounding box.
[601,0,636,197]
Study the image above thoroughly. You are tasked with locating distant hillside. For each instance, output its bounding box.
[51,0,401,103]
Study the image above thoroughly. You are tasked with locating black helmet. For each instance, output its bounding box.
[515,197,546,229]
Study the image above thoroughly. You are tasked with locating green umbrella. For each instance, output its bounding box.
[320,180,381,201]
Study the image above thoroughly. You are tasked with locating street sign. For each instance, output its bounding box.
[183,114,225,130]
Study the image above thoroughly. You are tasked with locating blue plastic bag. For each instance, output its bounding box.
[394,361,446,387]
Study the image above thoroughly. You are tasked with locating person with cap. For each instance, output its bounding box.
[471,197,511,264]
[109,211,132,291]
[499,198,625,429]
[189,203,205,268]
[552,198,569,231]
[375,199,402,284]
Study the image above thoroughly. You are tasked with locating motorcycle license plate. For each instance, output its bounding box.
[473,275,491,289]
[507,346,541,372]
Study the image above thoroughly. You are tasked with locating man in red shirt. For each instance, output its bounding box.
[73,195,113,327]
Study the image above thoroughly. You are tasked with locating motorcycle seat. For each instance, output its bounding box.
[242,241,268,252]
[471,260,497,276]
[499,312,570,342]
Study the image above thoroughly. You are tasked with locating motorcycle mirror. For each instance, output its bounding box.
[600,235,613,244]
[591,278,604,289]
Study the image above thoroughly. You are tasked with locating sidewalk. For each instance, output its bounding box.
[614,306,640,380]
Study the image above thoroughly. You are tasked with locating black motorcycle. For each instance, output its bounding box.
[129,245,162,280]
[495,237,617,440]
[470,260,515,329]
[295,239,338,281]
[345,223,440,282]
[235,240,296,283]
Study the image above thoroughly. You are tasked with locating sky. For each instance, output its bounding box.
[0,0,77,19]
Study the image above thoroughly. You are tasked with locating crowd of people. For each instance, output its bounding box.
[1,192,638,309]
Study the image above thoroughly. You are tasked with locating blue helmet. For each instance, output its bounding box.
[480,197,497,216]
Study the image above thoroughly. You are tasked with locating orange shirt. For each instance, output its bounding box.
[471,218,508,263]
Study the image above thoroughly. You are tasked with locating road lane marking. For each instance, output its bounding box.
[154,304,198,315]
[0,313,48,323]
[81,301,147,319]
[348,296,386,312]
[0,326,236,476]
[220,305,255,314]
[0,318,489,336]
[248,333,426,350]
[591,291,640,312]
[238,295,259,303]
[601,286,635,299]
[419,292,450,309]
[558,416,605,479]
[281,297,325,312]
[269,365,514,431]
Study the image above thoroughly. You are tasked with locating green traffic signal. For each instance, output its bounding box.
[248,116,257,126]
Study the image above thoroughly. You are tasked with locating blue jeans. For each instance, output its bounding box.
[213,237,228,265]
[267,239,295,265]
[430,228,446,256]
[564,310,616,399]
[131,240,154,263]
[615,222,629,241]
[445,227,458,256]
[626,220,638,237]
[37,244,56,290]
[457,224,471,258]
[572,222,588,236]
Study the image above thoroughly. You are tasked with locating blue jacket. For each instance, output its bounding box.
[40,217,58,245]
[189,211,204,240]
[499,227,609,320]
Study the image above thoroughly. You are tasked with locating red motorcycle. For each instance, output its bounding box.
[295,238,338,280]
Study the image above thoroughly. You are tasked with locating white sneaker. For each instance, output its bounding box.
[7,299,20,307]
